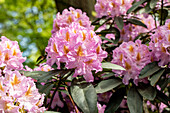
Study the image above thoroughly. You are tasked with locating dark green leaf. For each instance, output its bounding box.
[137,83,157,100]
[20,71,46,80]
[95,78,122,93]
[158,9,168,22]
[150,69,165,86]
[94,25,101,31]
[102,62,126,70]
[127,19,147,28]
[160,78,170,91]
[101,72,115,78]
[100,36,114,43]
[156,90,170,107]
[139,62,160,79]
[110,27,120,44]
[39,83,54,95]
[91,16,107,25]
[96,27,120,44]
[127,0,147,14]
[150,0,158,9]
[115,16,124,30]
[38,70,64,82]
[127,86,143,113]
[70,83,98,113]
[105,87,126,113]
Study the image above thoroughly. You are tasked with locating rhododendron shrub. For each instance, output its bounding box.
[1,0,170,113]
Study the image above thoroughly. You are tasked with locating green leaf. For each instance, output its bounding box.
[127,0,147,14]
[139,62,160,79]
[101,72,115,78]
[150,69,165,86]
[160,78,170,91]
[115,16,124,30]
[127,18,147,28]
[21,69,71,83]
[110,27,120,44]
[105,87,126,113]
[20,71,46,80]
[100,36,114,43]
[156,90,170,107]
[150,0,158,9]
[102,62,126,70]
[38,83,54,95]
[127,86,143,113]
[70,83,98,113]
[95,78,122,93]
[158,9,168,22]
[137,83,157,100]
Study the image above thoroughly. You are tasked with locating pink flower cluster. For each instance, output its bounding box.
[111,40,151,85]
[46,22,107,82]
[115,14,156,43]
[95,0,133,18]
[149,19,170,67]
[52,7,94,35]
[0,36,26,71]
[0,70,45,113]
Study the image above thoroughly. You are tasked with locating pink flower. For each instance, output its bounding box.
[111,40,151,85]
[97,102,106,113]
[95,0,134,18]
[0,36,26,71]
[52,7,94,35]
[0,70,45,113]
[149,20,170,67]
[46,22,107,82]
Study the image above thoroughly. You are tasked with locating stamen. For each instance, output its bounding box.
[64,45,69,54]
[77,46,83,56]
[66,31,70,41]
[129,45,134,52]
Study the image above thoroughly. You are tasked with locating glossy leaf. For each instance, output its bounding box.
[127,0,147,14]
[38,83,54,95]
[95,78,122,93]
[127,86,143,113]
[105,87,126,113]
[139,62,160,79]
[150,69,165,86]
[127,19,147,28]
[110,27,120,44]
[158,9,168,22]
[102,62,126,70]
[20,71,46,80]
[137,83,157,100]
[101,72,115,78]
[115,16,124,30]
[100,36,114,43]
[70,83,98,113]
